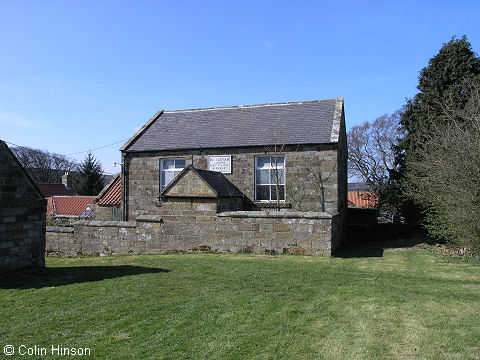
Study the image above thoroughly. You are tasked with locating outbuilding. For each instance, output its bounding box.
[0,140,46,272]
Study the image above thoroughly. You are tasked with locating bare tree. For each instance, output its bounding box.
[347,112,402,211]
[286,179,307,212]
[284,148,337,213]
[306,156,336,212]
[11,146,77,184]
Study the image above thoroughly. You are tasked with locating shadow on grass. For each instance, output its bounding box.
[0,265,170,289]
[335,223,431,258]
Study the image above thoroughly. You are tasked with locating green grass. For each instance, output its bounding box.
[0,249,479,359]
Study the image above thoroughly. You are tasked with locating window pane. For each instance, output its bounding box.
[270,185,285,200]
[163,159,175,169]
[164,171,175,186]
[271,168,285,184]
[256,185,269,201]
[275,156,285,167]
[256,156,270,169]
[161,172,166,188]
[175,159,186,168]
[256,169,270,185]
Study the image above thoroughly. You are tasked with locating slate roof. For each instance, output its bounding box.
[161,165,244,198]
[122,98,343,152]
[96,173,121,205]
[37,183,76,197]
[48,196,96,216]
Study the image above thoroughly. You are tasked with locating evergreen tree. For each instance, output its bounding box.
[399,36,480,156]
[396,36,480,222]
[74,152,105,195]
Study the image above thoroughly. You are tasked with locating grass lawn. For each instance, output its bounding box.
[0,249,479,359]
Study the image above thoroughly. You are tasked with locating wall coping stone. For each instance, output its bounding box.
[135,215,163,223]
[74,220,136,228]
[219,211,337,219]
[46,226,74,233]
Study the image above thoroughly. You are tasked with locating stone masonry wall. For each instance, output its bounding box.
[94,205,112,221]
[45,226,76,256]
[95,205,121,221]
[0,141,46,273]
[124,144,342,220]
[46,210,338,257]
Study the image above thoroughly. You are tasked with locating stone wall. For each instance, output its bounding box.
[124,144,344,220]
[215,211,338,256]
[94,205,112,221]
[0,141,46,273]
[95,205,120,221]
[45,226,76,256]
[46,210,339,257]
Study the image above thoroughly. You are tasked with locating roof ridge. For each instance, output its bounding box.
[163,98,338,114]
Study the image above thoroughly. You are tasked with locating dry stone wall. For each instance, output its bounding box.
[46,210,339,257]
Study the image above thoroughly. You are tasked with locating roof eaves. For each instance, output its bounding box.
[120,110,164,152]
[330,97,344,143]
[124,141,337,154]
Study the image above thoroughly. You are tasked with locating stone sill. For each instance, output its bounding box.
[219,211,336,219]
[253,202,292,209]
[74,220,136,228]
[46,226,74,233]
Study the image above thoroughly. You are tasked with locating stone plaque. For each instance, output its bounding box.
[208,155,231,174]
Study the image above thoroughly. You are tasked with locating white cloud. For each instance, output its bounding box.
[263,41,274,49]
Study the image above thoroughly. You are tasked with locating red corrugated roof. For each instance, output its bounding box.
[348,191,378,208]
[97,175,121,205]
[49,196,96,216]
[37,183,76,197]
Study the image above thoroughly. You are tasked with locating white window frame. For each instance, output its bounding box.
[160,158,186,191]
[254,155,286,202]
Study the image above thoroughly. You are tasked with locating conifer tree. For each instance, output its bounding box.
[74,152,104,195]
[396,36,480,222]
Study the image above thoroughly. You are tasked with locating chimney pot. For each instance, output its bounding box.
[62,171,72,189]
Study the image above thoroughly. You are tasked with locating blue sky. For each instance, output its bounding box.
[1,0,479,174]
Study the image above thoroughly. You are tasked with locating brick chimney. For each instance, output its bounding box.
[62,171,72,189]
